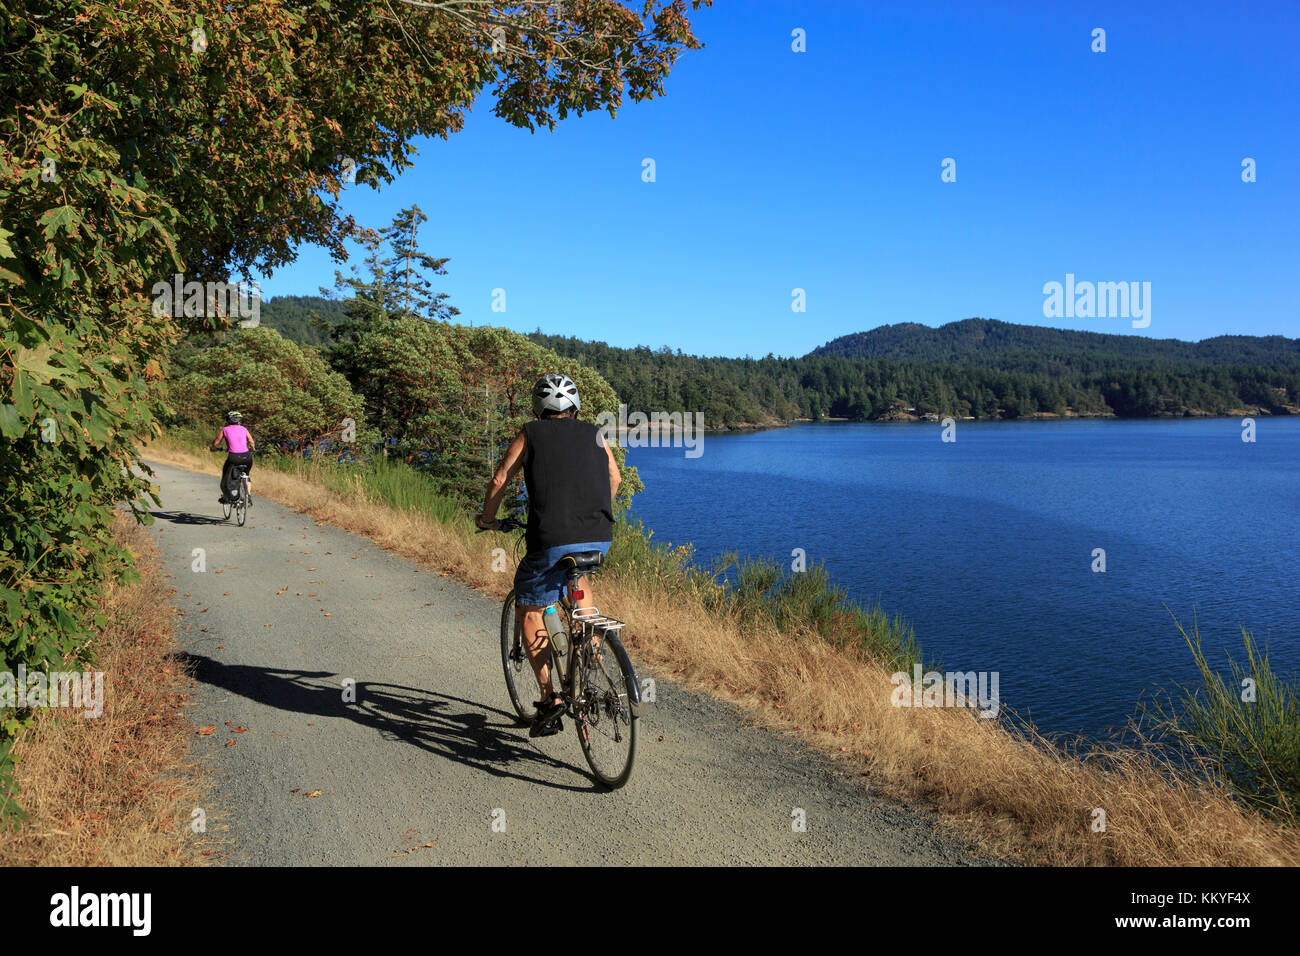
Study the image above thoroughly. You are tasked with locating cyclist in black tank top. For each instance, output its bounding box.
[476,374,622,733]
[519,417,614,552]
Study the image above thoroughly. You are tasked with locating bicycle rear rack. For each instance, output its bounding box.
[571,605,626,639]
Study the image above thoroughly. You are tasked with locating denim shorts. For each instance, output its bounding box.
[513,541,611,607]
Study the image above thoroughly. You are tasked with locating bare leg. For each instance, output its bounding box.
[575,575,599,651]
[519,576,599,700]
[517,605,555,698]
[574,575,595,611]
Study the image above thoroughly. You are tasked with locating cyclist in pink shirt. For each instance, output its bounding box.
[211,411,256,504]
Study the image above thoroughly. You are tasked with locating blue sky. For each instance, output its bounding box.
[253,0,1300,357]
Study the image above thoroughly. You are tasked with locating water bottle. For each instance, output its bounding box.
[542,605,568,656]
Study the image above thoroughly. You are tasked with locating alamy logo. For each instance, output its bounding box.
[151,274,260,327]
[1043,273,1151,328]
[49,886,151,936]
[0,664,104,718]
[595,404,704,459]
[890,664,1000,718]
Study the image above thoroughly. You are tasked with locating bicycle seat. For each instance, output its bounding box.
[560,551,605,573]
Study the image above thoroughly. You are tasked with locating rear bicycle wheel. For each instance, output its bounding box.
[500,590,536,723]
[574,631,639,789]
[235,478,248,527]
[221,497,232,521]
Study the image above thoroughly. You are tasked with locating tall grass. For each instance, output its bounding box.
[609,521,920,670]
[276,456,469,529]
[150,429,468,529]
[0,516,210,865]
[1152,617,1299,824]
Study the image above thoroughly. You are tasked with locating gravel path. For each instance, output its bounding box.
[144,459,997,866]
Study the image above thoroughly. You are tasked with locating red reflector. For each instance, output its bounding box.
[572,589,584,600]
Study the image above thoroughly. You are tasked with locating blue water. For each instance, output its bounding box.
[626,419,1300,738]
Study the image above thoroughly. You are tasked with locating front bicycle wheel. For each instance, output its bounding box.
[222,497,232,521]
[574,631,639,789]
[500,590,536,723]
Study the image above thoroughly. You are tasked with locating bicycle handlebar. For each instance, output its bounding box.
[476,516,525,533]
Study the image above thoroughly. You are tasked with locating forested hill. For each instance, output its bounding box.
[255,302,1300,425]
[815,319,1300,373]
[528,324,1300,427]
[258,295,350,347]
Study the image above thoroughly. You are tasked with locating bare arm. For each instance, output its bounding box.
[605,443,621,502]
[477,429,527,529]
[210,429,226,451]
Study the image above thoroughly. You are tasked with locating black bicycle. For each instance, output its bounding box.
[220,460,252,527]
[485,518,641,789]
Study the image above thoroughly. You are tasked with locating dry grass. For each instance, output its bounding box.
[0,514,213,866]
[142,443,1300,866]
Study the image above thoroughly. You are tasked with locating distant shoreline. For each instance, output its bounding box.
[649,407,1298,437]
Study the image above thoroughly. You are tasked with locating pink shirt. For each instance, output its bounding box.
[222,424,251,454]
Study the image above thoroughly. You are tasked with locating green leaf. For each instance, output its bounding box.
[11,372,33,419]
[12,345,69,386]
[0,404,21,439]
[39,205,82,241]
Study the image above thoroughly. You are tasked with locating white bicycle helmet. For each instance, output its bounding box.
[532,373,581,417]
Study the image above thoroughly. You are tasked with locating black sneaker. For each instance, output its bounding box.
[528,715,563,738]
[528,694,565,737]
[532,695,565,721]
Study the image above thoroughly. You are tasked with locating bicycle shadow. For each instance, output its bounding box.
[177,653,596,792]
[150,510,230,526]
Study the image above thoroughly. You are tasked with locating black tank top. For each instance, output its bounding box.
[522,418,613,552]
